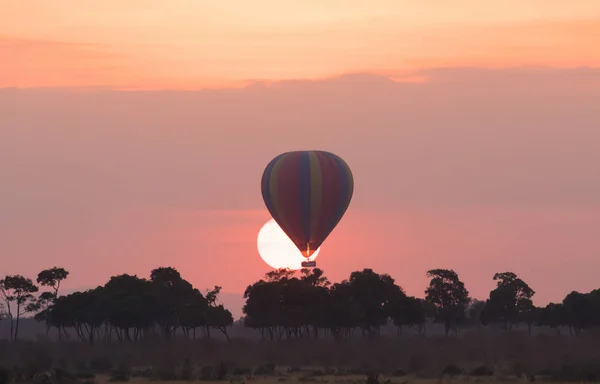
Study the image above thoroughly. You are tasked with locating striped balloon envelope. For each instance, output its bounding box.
[261,150,354,259]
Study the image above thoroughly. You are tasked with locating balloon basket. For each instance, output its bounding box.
[301,260,317,268]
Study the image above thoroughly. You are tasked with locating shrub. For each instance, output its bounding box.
[254,363,276,376]
[109,362,130,382]
[199,366,213,381]
[179,358,194,380]
[232,367,252,376]
[470,365,493,376]
[442,364,463,377]
[89,357,113,373]
[214,361,229,380]
[365,372,380,384]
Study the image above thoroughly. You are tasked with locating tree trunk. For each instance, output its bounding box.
[14,305,22,342]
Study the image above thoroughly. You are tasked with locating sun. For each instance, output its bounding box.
[257,218,320,270]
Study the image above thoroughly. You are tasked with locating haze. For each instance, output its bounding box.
[1,1,600,318]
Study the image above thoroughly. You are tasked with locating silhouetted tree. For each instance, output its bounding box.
[388,293,427,335]
[424,269,470,336]
[29,266,236,344]
[342,269,400,338]
[180,289,208,340]
[465,299,486,327]
[14,263,600,344]
[102,274,154,342]
[37,267,69,298]
[204,286,233,340]
[563,291,593,335]
[481,272,535,330]
[150,267,196,340]
[32,291,57,336]
[0,275,39,341]
[537,302,567,334]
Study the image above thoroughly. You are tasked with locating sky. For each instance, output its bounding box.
[2,1,600,318]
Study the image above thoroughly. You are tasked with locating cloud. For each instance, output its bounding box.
[0,36,130,88]
[2,15,600,89]
[2,67,599,212]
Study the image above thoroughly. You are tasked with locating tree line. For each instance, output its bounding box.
[1,266,599,343]
[0,267,233,343]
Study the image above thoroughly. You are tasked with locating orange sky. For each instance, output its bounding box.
[2,0,600,88]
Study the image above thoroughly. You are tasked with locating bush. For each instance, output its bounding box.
[155,363,177,381]
[199,366,213,381]
[232,367,252,376]
[442,364,463,377]
[52,367,74,381]
[365,372,380,384]
[214,361,229,380]
[75,372,96,379]
[254,363,276,376]
[179,358,194,381]
[108,374,129,382]
[547,362,600,382]
[470,365,494,376]
[89,357,113,373]
[109,362,130,382]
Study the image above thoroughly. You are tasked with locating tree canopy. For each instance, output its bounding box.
[2,266,600,343]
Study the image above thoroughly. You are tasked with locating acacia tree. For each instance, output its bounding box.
[0,275,39,341]
[37,267,69,298]
[32,291,57,336]
[38,266,228,344]
[562,291,592,335]
[466,299,486,327]
[345,269,400,338]
[537,302,567,334]
[481,272,535,331]
[31,267,69,337]
[204,285,234,341]
[424,269,469,336]
[388,293,427,336]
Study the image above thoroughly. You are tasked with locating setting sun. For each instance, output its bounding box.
[257,219,320,270]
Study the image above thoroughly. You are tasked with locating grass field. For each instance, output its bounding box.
[56,371,600,384]
[4,331,600,383]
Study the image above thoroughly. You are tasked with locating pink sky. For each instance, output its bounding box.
[2,1,600,317]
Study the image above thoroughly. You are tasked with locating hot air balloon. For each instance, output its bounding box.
[261,150,354,268]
